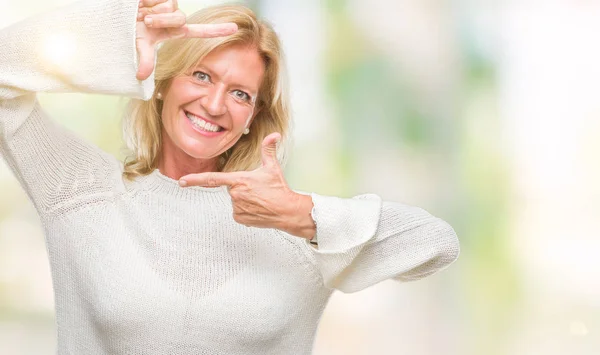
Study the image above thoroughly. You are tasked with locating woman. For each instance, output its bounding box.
[0,0,460,354]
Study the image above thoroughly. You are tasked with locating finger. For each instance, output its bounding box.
[144,11,186,28]
[166,27,187,40]
[261,132,281,167]
[136,38,155,80]
[183,23,238,38]
[138,0,176,17]
[179,171,246,187]
[140,0,168,7]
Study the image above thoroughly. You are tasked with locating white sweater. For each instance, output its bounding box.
[0,0,460,354]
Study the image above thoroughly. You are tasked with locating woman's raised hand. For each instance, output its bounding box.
[135,0,238,80]
[178,133,317,240]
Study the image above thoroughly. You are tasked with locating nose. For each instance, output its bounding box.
[201,85,227,117]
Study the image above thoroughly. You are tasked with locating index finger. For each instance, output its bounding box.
[183,23,238,38]
[179,171,245,187]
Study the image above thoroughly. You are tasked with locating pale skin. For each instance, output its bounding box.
[136,0,316,240]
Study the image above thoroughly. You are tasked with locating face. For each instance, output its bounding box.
[159,44,265,166]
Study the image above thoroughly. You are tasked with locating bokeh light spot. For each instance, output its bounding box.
[42,33,76,66]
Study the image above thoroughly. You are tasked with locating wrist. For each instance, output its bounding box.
[281,192,316,240]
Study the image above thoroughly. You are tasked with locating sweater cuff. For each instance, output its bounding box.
[301,193,382,290]
[303,193,382,253]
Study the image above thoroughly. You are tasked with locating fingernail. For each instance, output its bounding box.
[178,179,187,187]
[137,12,143,20]
[138,1,143,8]
[144,17,153,26]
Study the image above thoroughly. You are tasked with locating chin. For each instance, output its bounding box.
[180,141,222,160]
[182,131,241,159]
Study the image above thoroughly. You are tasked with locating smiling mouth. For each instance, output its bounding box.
[184,111,224,132]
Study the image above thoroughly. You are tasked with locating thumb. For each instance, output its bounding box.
[261,132,281,167]
[136,39,156,81]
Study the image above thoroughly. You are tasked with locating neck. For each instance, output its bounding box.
[157,133,218,181]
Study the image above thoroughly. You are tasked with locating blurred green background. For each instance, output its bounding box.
[1,0,599,354]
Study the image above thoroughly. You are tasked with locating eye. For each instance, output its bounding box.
[192,71,211,83]
[232,89,251,102]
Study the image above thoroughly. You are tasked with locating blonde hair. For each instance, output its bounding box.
[122,5,291,180]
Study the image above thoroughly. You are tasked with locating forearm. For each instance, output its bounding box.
[285,193,460,293]
[0,0,149,215]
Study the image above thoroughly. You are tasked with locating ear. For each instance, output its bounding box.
[157,79,174,99]
[155,80,171,108]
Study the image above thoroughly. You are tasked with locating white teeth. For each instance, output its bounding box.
[185,112,222,132]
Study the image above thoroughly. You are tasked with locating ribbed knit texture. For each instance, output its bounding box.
[0,0,460,354]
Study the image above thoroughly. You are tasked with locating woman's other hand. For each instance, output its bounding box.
[135,0,238,80]
[178,133,317,240]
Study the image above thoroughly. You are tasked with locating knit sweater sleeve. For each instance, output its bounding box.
[300,193,460,293]
[0,0,155,215]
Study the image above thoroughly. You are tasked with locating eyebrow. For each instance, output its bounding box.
[193,64,259,95]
